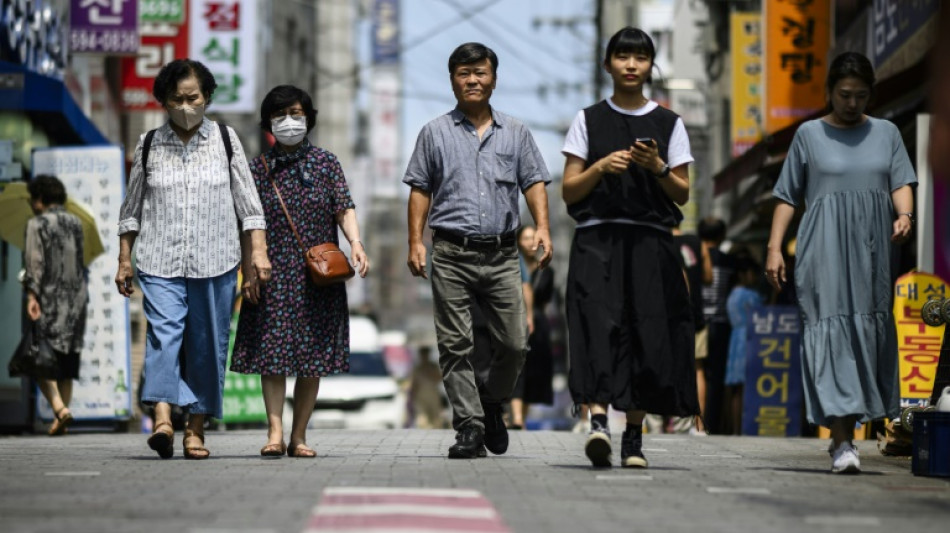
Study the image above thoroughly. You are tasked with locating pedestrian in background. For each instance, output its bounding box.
[116,59,272,460]
[698,217,734,435]
[22,175,88,436]
[561,27,699,468]
[724,251,764,435]
[231,84,369,458]
[766,52,915,474]
[673,225,709,435]
[404,42,553,459]
[510,224,556,430]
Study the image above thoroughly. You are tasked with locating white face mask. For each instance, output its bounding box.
[271,115,308,146]
[168,103,205,131]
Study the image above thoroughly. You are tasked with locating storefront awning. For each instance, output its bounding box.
[0,60,108,146]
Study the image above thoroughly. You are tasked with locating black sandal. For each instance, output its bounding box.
[48,407,73,436]
[147,421,174,459]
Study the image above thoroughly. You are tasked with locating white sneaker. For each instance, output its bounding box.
[831,442,861,474]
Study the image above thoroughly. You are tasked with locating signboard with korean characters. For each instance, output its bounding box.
[763,0,831,134]
[894,271,947,407]
[31,147,132,421]
[188,0,257,113]
[742,306,804,437]
[141,0,185,24]
[120,1,189,111]
[730,12,762,157]
[69,0,139,55]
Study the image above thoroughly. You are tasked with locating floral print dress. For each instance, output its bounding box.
[231,140,355,377]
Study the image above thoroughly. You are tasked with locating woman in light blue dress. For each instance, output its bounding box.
[765,52,916,474]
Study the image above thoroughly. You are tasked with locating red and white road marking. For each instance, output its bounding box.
[303,487,510,533]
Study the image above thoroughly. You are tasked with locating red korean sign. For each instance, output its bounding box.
[119,2,189,111]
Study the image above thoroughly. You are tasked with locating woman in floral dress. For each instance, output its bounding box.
[232,85,369,458]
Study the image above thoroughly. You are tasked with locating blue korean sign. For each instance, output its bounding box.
[742,305,804,437]
[372,0,399,65]
[70,0,139,55]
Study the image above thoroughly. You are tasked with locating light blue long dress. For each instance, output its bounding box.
[773,117,916,426]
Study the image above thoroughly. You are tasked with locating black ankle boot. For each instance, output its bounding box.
[482,402,509,455]
[448,425,485,459]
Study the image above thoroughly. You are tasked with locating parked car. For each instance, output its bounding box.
[285,316,407,429]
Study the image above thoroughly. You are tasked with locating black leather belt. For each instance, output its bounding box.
[434,230,516,251]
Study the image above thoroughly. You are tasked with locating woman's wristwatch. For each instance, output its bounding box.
[899,212,914,225]
[655,162,671,179]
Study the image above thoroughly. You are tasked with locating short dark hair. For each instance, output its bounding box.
[604,27,657,81]
[28,174,67,205]
[259,85,318,133]
[448,42,498,76]
[152,59,218,106]
[826,52,875,94]
[697,217,727,242]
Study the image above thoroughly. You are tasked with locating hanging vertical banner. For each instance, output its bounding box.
[371,0,400,197]
[120,1,190,111]
[893,271,947,407]
[32,147,132,422]
[189,0,257,113]
[763,0,831,134]
[69,0,140,55]
[730,12,762,157]
[742,306,803,437]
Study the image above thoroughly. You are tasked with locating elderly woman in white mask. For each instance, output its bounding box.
[230,85,369,458]
[117,59,272,460]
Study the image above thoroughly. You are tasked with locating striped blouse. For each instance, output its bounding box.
[118,119,266,278]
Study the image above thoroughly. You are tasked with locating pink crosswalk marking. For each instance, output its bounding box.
[303,487,510,533]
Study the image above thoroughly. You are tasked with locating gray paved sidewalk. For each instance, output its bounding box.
[1,429,948,533]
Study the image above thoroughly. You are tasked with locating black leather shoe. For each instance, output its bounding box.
[482,402,508,455]
[448,425,485,459]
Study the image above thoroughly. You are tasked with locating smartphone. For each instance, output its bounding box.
[635,137,655,147]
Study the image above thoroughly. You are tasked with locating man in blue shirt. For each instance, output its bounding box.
[404,42,553,458]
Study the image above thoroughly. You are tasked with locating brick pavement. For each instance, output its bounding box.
[0,429,948,533]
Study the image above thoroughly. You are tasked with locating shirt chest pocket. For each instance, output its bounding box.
[495,152,516,184]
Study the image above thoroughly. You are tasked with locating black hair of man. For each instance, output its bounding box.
[28,174,67,205]
[259,85,318,133]
[152,59,218,106]
[826,52,875,96]
[697,217,727,243]
[604,27,657,82]
[448,42,498,76]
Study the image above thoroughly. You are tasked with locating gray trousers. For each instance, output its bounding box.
[431,238,527,430]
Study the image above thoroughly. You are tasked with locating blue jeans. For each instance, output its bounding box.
[138,267,237,419]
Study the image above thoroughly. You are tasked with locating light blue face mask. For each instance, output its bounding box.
[271,115,308,146]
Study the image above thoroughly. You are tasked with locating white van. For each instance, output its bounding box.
[285,315,406,429]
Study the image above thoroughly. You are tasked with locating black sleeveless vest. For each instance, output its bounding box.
[567,100,683,228]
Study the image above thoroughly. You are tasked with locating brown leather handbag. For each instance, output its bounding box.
[263,157,355,286]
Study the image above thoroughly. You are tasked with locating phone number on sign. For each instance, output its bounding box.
[70,30,138,53]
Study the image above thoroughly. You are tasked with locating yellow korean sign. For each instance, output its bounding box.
[730,12,762,157]
[893,271,947,404]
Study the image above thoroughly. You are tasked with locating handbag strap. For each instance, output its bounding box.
[262,156,308,254]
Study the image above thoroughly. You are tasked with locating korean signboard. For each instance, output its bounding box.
[742,306,803,437]
[730,12,762,157]
[893,271,947,407]
[120,2,189,111]
[141,0,186,24]
[69,0,139,55]
[871,0,939,80]
[372,0,399,65]
[32,147,132,422]
[763,0,831,134]
[188,0,258,113]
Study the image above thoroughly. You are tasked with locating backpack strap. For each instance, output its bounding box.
[219,122,233,166]
[142,129,157,179]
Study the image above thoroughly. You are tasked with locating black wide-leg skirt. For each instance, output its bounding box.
[566,223,699,416]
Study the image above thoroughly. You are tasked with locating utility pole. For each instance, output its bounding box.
[593,0,604,101]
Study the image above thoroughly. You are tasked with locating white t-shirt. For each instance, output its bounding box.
[560,99,694,230]
[561,99,694,169]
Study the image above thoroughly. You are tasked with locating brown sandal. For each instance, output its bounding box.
[287,441,317,458]
[183,429,210,460]
[48,407,73,436]
[260,441,287,457]
[147,421,174,459]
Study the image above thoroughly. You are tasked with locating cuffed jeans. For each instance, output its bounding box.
[138,267,237,419]
[431,239,527,430]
